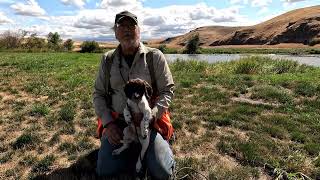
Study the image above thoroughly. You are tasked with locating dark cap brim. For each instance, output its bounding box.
[116,16,138,25]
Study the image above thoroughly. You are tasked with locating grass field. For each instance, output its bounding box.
[0,52,320,179]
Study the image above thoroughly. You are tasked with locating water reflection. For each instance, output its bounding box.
[164,54,320,67]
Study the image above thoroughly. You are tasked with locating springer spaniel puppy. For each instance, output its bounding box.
[112,78,153,173]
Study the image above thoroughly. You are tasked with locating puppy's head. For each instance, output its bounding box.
[124,78,153,101]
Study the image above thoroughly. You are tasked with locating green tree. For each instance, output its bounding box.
[80,41,100,53]
[185,33,200,54]
[63,39,74,51]
[158,44,167,53]
[47,32,62,49]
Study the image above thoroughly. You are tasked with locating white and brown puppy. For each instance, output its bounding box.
[112,78,153,173]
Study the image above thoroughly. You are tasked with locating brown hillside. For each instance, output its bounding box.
[161,5,320,47]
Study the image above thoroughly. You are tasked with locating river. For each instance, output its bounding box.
[164,54,320,67]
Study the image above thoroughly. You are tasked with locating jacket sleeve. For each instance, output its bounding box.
[93,53,114,126]
[151,49,174,119]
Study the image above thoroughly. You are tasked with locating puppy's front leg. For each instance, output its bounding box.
[123,104,132,125]
[112,127,134,155]
[138,96,152,138]
[136,130,151,173]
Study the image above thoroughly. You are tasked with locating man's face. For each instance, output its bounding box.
[115,17,140,46]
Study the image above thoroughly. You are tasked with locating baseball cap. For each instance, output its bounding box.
[115,11,138,25]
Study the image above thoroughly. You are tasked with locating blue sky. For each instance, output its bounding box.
[0,0,319,41]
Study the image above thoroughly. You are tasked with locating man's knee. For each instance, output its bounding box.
[96,138,125,176]
[147,131,175,179]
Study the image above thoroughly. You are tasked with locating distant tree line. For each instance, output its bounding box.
[0,30,102,53]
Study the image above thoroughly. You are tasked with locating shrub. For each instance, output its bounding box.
[23,33,46,50]
[158,44,167,53]
[294,82,318,97]
[80,41,100,53]
[12,133,40,149]
[184,33,200,54]
[30,103,49,116]
[304,143,320,156]
[251,85,293,104]
[234,59,260,74]
[309,38,320,46]
[59,102,75,122]
[47,32,62,50]
[32,155,55,173]
[0,29,27,49]
[63,39,74,51]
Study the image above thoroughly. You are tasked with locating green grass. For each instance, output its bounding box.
[30,103,50,116]
[1,52,320,179]
[12,132,40,150]
[31,155,56,173]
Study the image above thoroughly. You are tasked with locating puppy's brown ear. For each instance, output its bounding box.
[124,81,132,98]
[144,81,153,99]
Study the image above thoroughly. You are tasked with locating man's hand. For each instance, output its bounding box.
[102,122,123,145]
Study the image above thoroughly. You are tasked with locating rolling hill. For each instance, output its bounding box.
[161,5,320,47]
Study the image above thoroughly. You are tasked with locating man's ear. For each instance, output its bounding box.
[144,81,153,99]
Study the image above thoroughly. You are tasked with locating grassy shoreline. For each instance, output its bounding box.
[1,46,320,55]
[157,46,320,55]
[0,52,320,179]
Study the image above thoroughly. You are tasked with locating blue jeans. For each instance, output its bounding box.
[96,128,175,180]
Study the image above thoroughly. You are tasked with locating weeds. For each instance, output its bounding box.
[59,101,76,121]
[30,103,50,116]
[12,132,40,149]
[251,85,293,104]
[32,155,55,173]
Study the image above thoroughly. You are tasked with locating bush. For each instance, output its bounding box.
[158,44,167,53]
[309,38,320,46]
[0,29,26,49]
[184,33,200,54]
[80,41,100,53]
[63,39,74,51]
[47,32,62,49]
[12,133,40,149]
[23,33,46,50]
[59,102,76,122]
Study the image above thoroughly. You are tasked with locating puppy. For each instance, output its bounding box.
[112,78,153,173]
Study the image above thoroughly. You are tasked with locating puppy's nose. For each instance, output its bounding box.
[134,93,140,98]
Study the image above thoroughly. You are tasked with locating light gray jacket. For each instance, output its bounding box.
[93,43,174,126]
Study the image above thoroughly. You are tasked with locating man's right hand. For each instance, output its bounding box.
[102,122,123,146]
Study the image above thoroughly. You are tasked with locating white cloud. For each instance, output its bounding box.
[10,0,46,16]
[283,0,306,2]
[100,0,141,8]
[230,0,249,4]
[230,0,272,7]
[251,0,272,7]
[258,6,269,15]
[0,12,13,24]
[8,2,250,41]
[61,0,86,8]
[143,16,165,26]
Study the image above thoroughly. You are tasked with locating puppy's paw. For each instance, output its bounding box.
[136,160,142,173]
[112,149,122,156]
[143,129,148,139]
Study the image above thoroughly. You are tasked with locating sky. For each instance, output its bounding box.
[0,0,319,41]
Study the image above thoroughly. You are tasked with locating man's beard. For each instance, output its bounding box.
[121,38,140,49]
